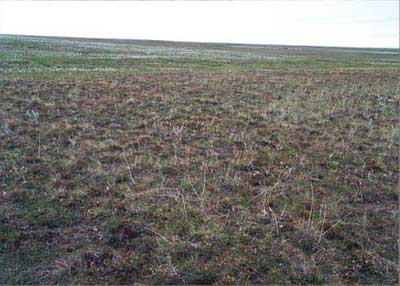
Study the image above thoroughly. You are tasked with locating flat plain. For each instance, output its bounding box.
[0,35,399,284]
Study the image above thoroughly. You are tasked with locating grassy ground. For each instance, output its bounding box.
[0,35,399,284]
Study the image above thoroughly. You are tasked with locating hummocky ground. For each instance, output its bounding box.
[0,35,399,284]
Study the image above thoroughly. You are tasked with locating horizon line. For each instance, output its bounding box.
[1,33,399,51]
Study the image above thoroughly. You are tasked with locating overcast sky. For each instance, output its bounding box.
[0,1,398,48]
